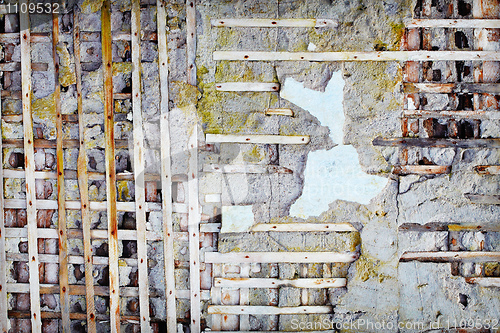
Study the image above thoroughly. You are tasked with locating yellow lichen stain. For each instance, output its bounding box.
[56,44,76,87]
[355,255,393,282]
[81,0,104,13]
[242,145,266,163]
[171,81,202,109]
[32,92,56,123]
[112,62,133,75]
[117,180,131,201]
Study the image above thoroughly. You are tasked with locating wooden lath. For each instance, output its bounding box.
[211,18,338,28]
[0,45,7,333]
[20,5,42,331]
[131,0,151,330]
[102,0,121,331]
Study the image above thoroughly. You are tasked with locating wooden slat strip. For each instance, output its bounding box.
[465,277,500,287]
[7,310,168,322]
[131,0,151,330]
[203,164,292,174]
[0,52,7,333]
[102,1,120,331]
[215,82,280,92]
[20,5,42,331]
[52,10,71,331]
[213,51,500,62]
[392,165,451,175]
[206,134,310,144]
[403,109,500,119]
[403,82,500,94]
[239,264,250,331]
[211,18,338,28]
[74,7,97,330]
[208,306,332,315]
[373,137,500,148]
[0,31,159,43]
[250,223,356,232]
[405,19,500,28]
[399,222,500,232]
[156,1,176,329]
[400,251,500,262]
[265,108,294,116]
[210,264,222,331]
[214,277,347,288]
[5,227,163,241]
[186,0,197,86]
[0,62,48,71]
[205,252,359,263]
[200,223,221,233]
[474,165,500,175]
[1,138,129,148]
[465,193,500,204]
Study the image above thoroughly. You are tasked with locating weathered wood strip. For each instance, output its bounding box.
[211,18,338,28]
[213,50,500,62]
[465,277,500,287]
[208,306,332,315]
[2,138,129,148]
[373,137,500,148]
[239,264,250,331]
[250,223,356,232]
[405,19,500,28]
[215,82,280,92]
[156,0,176,329]
[102,1,120,331]
[399,222,500,232]
[265,108,294,116]
[0,31,159,43]
[7,310,167,322]
[474,165,500,175]
[206,134,310,144]
[400,251,500,262]
[0,92,133,101]
[0,52,8,333]
[214,277,347,288]
[210,263,222,331]
[186,0,197,85]
[403,109,500,119]
[203,164,293,174]
[205,252,359,263]
[403,82,500,94]
[0,62,48,71]
[20,5,42,331]
[465,193,500,204]
[52,11,71,332]
[131,0,151,329]
[200,223,221,233]
[392,165,451,175]
[74,8,97,329]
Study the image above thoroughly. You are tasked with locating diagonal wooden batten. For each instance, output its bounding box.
[131,0,151,330]
[205,252,359,264]
[207,305,333,315]
[211,18,338,28]
[156,0,176,330]
[215,82,280,92]
[213,50,500,62]
[20,5,42,332]
[101,1,120,331]
[405,19,500,28]
[373,137,500,148]
[52,11,70,332]
[74,8,97,331]
[464,193,500,204]
[474,165,500,175]
[0,49,7,333]
[214,277,347,289]
[403,82,500,94]
[206,134,310,144]
[400,251,500,262]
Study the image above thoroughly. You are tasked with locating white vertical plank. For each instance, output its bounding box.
[157,0,177,331]
[239,264,250,331]
[186,0,197,85]
[20,3,42,331]
[0,49,8,333]
[131,0,151,331]
[210,263,222,331]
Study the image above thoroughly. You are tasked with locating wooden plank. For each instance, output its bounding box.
[0,48,7,333]
[400,251,500,262]
[403,109,500,119]
[203,164,293,174]
[0,62,48,71]
[405,19,500,28]
[20,5,42,331]
[74,8,97,329]
[205,252,359,264]
[200,223,221,233]
[465,193,500,204]
[208,306,332,315]
[214,277,347,288]
[2,138,129,149]
[131,0,151,330]
[474,165,500,175]
[399,222,500,232]
[5,227,167,241]
[465,277,500,287]
[52,11,71,332]
[213,51,500,62]
[392,165,451,175]
[239,264,250,331]
[101,1,120,331]
[250,223,356,232]
[7,253,139,266]
[372,137,500,148]
[215,82,280,92]
[210,263,222,331]
[0,31,158,43]
[206,134,309,144]
[186,0,196,85]
[211,18,338,28]
[403,82,500,94]
[156,0,176,330]
[265,108,294,116]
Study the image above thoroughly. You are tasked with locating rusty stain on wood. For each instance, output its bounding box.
[474,165,500,175]
[392,165,451,175]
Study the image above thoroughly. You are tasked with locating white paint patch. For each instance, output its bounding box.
[307,42,317,51]
[281,73,388,218]
[221,205,254,233]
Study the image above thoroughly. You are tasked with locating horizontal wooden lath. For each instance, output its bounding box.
[2,138,129,149]
[214,277,347,288]
[205,251,359,263]
[464,193,500,204]
[373,137,500,148]
[211,18,337,28]
[215,82,280,92]
[203,164,292,174]
[265,108,294,116]
[400,251,500,262]
[213,51,500,62]
[405,18,500,28]
[208,305,332,315]
[392,165,451,175]
[250,223,356,232]
[0,31,158,43]
[399,222,500,232]
[474,165,500,175]
[206,134,310,144]
[403,82,500,94]
[0,62,47,71]
[465,277,500,287]
[403,109,500,119]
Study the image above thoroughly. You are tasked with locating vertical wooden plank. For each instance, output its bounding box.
[156,0,177,331]
[210,263,222,331]
[186,0,197,85]
[239,264,250,331]
[101,1,120,332]
[74,8,97,331]
[20,4,42,331]
[131,0,151,331]
[52,10,70,332]
[0,52,8,333]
